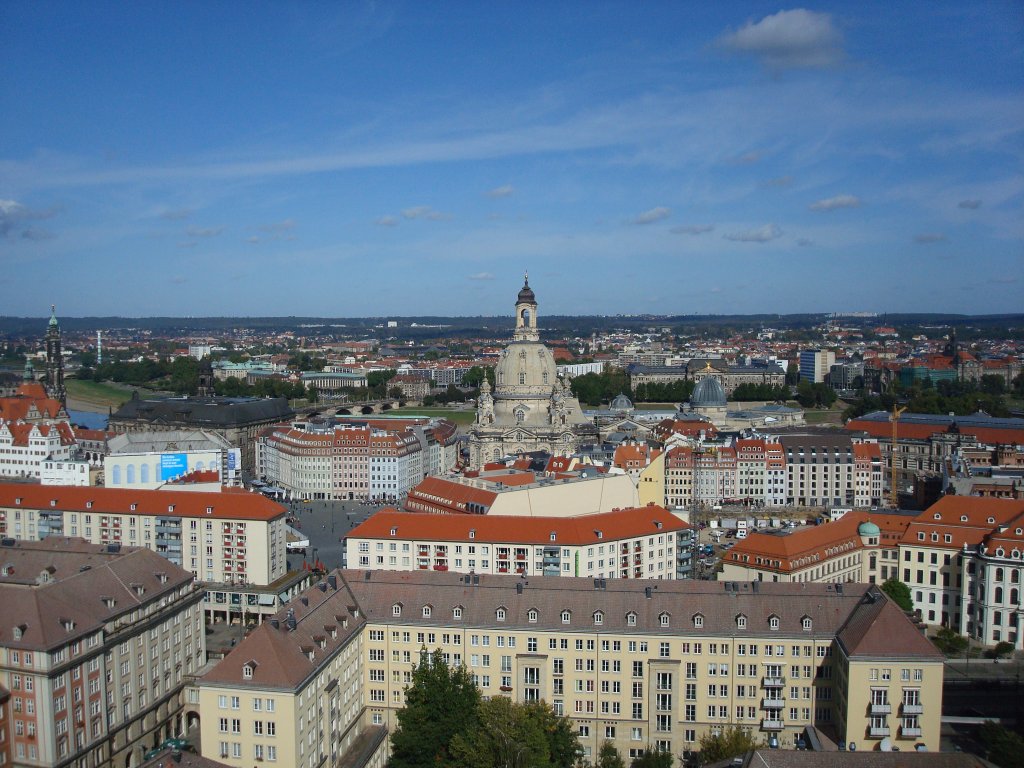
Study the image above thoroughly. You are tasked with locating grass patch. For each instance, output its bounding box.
[65,379,140,408]
[385,407,476,426]
[803,409,845,425]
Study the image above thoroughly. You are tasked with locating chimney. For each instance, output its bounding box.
[327,574,337,590]
[645,586,653,599]
[286,609,297,631]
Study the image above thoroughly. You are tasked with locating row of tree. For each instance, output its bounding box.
[844,375,1019,420]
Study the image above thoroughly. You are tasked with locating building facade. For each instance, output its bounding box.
[0,484,288,589]
[798,350,835,384]
[0,538,204,768]
[346,506,692,580]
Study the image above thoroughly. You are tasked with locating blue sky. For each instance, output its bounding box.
[1,2,1022,318]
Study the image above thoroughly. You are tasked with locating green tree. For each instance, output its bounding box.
[979,720,1024,768]
[980,374,1007,396]
[880,578,913,612]
[388,650,481,768]
[631,748,673,768]
[932,627,969,657]
[596,741,626,768]
[698,725,760,763]
[785,361,799,385]
[449,698,579,768]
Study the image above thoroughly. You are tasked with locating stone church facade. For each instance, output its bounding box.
[467,277,596,468]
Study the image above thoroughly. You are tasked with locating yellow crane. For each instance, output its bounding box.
[889,404,907,508]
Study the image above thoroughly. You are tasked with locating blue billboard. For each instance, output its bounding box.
[160,453,188,481]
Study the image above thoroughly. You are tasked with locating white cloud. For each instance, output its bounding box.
[375,216,399,227]
[630,206,671,225]
[486,185,514,198]
[186,226,223,237]
[914,233,947,244]
[402,205,450,221]
[958,199,982,209]
[719,9,844,71]
[724,223,782,243]
[468,272,494,281]
[809,194,862,211]
[0,198,57,239]
[670,224,714,235]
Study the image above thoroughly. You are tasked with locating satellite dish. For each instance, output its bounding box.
[880,737,892,752]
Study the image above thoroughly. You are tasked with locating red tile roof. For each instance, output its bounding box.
[349,505,690,545]
[900,496,1024,550]
[0,483,287,521]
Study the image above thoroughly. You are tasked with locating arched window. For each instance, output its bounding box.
[593,611,604,626]
[453,606,463,619]
[140,464,149,484]
[693,614,704,629]
[422,606,432,618]
[996,568,1004,581]
[736,615,747,630]
[659,613,670,627]
[392,603,402,617]
[112,465,121,485]
[769,616,780,630]
[1012,589,1019,605]
[126,464,135,485]
[561,610,571,624]
[995,587,1003,603]
[496,608,506,622]
[528,609,538,623]
[802,617,813,631]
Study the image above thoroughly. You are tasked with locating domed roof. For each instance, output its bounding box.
[691,376,726,407]
[494,341,557,395]
[517,274,536,304]
[610,393,633,412]
[858,520,881,537]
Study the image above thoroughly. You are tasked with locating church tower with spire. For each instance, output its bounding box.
[44,305,66,406]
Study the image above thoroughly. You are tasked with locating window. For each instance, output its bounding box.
[736,615,747,629]
[392,604,402,617]
[496,608,506,622]
[627,612,637,626]
[528,609,538,623]
[561,610,571,624]
[659,613,670,627]
[422,606,432,618]
[769,616,780,630]
[693,614,704,629]
[594,611,604,625]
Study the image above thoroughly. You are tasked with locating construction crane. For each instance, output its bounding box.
[889,404,907,508]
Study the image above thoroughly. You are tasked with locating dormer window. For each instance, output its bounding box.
[769,615,780,630]
[242,661,257,679]
[528,609,538,623]
[390,527,397,537]
[422,605,432,618]
[561,610,571,624]
[593,611,604,626]
[659,612,670,628]
[496,608,506,622]
[453,606,463,620]
[944,534,952,544]
[736,615,747,630]
[550,532,556,542]
[933,513,941,520]
[988,517,996,524]
[626,612,637,627]
[392,603,402,617]
[693,614,704,629]
[961,515,969,522]
[801,616,812,631]
[130,504,137,511]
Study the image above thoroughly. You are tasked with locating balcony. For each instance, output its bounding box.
[762,676,785,688]
[761,698,785,710]
[869,726,891,738]
[870,703,891,715]
[902,703,923,715]
[761,719,784,731]
[901,726,922,738]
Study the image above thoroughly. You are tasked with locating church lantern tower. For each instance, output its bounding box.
[45,304,66,406]
[513,273,540,343]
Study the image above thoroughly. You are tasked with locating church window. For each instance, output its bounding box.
[543,371,549,383]
[519,373,526,385]
[516,410,525,424]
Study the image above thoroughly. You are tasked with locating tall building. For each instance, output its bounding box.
[0,538,204,768]
[798,350,835,384]
[467,276,596,468]
[195,571,945,766]
[44,306,65,407]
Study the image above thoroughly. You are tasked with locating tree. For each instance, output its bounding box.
[631,748,673,768]
[448,698,579,768]
[881,578,913,612]
[388,649,481,768]
[932,627,969,657]
[979,720,1024,768]
[596,741,626,768]
[697,725,760,764]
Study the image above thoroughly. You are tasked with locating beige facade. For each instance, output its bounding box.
[0,484,288,590]
[345,507,691,580]
[0,539,205,768]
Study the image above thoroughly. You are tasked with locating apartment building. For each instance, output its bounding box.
[345,506,692,580]
[721,512,915,585]
[0,538,204,768]
[0,485,288,589]
[735,439,788,507]
[256,419,457,502]
[195,571,942,767]
[663,445,738,509]
[721,496,1024,648]
[777,435,883,509]
[195,573,386,768]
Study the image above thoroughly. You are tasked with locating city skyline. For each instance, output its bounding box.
[2,2,1022,317]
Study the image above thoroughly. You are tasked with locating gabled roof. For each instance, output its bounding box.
[836,590,942,660]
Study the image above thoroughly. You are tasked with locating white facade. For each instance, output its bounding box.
[104,449,224,489]
[41,457,91,486]
[0,421,76,480]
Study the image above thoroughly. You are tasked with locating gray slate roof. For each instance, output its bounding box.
[112,396,293,428]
